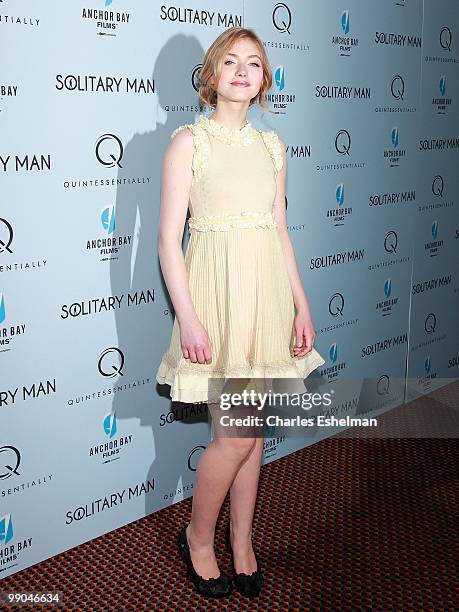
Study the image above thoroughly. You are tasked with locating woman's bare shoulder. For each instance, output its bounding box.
[170,123,196,141]
[165,124,195,164]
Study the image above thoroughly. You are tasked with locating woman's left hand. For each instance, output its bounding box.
[292,312,316,357]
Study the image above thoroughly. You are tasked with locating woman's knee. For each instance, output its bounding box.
[215,436,257,460]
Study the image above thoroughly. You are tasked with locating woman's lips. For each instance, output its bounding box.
[231,82,250,87]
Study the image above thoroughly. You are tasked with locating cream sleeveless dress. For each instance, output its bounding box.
[156,114,325,404]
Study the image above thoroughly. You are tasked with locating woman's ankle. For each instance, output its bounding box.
[229,520,253,544]
[187,521,215,550]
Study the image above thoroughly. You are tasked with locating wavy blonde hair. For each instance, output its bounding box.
[198,27,273,113]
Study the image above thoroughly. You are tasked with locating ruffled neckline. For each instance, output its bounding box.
[197,114,257,146]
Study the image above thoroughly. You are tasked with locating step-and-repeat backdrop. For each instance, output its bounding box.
[1,0,458,578]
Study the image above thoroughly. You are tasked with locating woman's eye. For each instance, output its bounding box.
[224,60,260,67]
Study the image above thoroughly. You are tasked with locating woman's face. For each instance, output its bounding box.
[212,37,264,104]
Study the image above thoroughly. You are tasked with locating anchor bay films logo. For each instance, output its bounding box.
[375,278,399,317]
[384,126,407,168]
[0,293,27,352]
[85,206,133,262]
[325,183,353,227]
[424,220,444,258]
[432,75,453,116]
[81,0,131,37]
[88,411,134,464]
[0,514,34,574]
[267,64,297,113]
[331,10,359,58]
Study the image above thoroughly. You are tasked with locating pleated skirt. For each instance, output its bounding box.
[156,225,326,404]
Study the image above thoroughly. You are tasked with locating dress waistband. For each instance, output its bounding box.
[188,210,278,232]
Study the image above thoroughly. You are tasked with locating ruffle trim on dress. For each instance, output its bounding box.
[156,358,213,403]
[156,351,326,404]
[259,130,283,174]
[188,210,278,232]
[171,118,283,180]
[170,122,210,183]
[198,114,257,146]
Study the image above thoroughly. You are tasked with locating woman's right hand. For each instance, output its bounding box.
[179,317,213,364]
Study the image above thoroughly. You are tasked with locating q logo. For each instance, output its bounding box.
[0,446,21,480]
[391,75,405,101]
[188,445,206,471]
[432,175,444,198]
[424,313,436,334]
[98,347,125,377]
[335,130,351,156]
[439,26,452,52]
[272,3,292,35]
[192,64,203,91]
[329,292,345,317]
[384,231,398,254]
[0,218,13,254]
[95,133,123,169]
[377,375,390,396]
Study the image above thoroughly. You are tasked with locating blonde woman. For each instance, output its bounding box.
[156,27,325,599]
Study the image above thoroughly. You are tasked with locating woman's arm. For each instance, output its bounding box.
[157,128,212,364]
[272,138,317,356]
[157,128,197,324]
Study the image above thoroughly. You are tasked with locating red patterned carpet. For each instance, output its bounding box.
[2,382,457,610]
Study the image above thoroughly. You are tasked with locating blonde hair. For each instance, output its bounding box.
[198,27,273,114]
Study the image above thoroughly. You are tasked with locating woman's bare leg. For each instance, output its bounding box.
[228,434,264,574]
[186,401,257,579]
[228,398,264,574]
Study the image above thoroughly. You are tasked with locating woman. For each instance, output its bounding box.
[156,27,325,599]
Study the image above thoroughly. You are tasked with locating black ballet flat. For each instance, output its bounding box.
[225,521,264,599]
[176,526,233,598]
